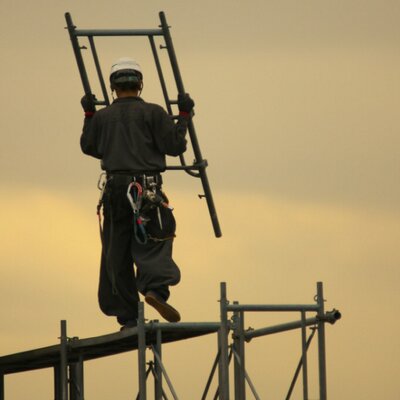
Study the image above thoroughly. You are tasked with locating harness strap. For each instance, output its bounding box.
[97,173,107,244]
[127,182,148,245]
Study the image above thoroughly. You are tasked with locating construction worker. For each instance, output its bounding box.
[80,57,194,330]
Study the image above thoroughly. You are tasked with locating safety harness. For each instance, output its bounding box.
[97,173,107,244]
[96,173,173,245]
[126,181,148,245]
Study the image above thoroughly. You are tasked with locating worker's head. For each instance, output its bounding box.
[109,57,143,95]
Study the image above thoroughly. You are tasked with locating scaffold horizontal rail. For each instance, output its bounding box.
[244,310,341,341]
[73,29,164,37]
[227,304,320,312]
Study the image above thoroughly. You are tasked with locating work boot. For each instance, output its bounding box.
[145,291,181,323]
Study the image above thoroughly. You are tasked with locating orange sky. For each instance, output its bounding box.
[1,1,399,399]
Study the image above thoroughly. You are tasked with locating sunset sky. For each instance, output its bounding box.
[1,1,399,398]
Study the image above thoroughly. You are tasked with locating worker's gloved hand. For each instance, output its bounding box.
[178,93,195,115]
[81,93,97,114]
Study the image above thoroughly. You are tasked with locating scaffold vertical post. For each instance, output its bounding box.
[154,325,163,399]
[69,356,84,400]
[138,302,147,399]
[54,365,61,400]
[60,320,69,400]
[87,36,110,105]
[64,13,92,97]
[233,302,246,400]
[0,373,4,400]
[300,311,309,400]
[219,282,230,399]
[158,11,222,238]
[317,282,327,400]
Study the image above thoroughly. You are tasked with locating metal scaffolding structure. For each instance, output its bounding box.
[0,12,343,400]
[0,281,341,399]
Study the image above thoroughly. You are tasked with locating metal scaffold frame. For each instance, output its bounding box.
[64,11,222,238]
[0,282,341,399]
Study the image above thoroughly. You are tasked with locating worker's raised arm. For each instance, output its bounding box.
[80,94,102,159]
[151,93,195,157]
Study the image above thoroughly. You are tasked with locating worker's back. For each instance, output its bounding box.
[81,96,188,172]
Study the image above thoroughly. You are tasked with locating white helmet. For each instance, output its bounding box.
[110,57,142,78]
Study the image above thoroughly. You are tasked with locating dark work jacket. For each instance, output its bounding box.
[80,97,188,172]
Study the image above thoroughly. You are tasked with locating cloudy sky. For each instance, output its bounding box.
[0,1,399,398]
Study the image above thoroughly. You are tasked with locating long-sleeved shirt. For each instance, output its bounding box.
[80,96,188,172]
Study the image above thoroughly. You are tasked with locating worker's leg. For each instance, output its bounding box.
[132,238,180,301]
[98,183,140,325]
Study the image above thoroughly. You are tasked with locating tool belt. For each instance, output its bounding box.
[97,171,175,245]
[106,171,163,188]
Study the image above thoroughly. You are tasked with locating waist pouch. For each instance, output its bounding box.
[143,204,176,241]
[117,177,175,242]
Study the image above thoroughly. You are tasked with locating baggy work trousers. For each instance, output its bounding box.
[98,179,181,325]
